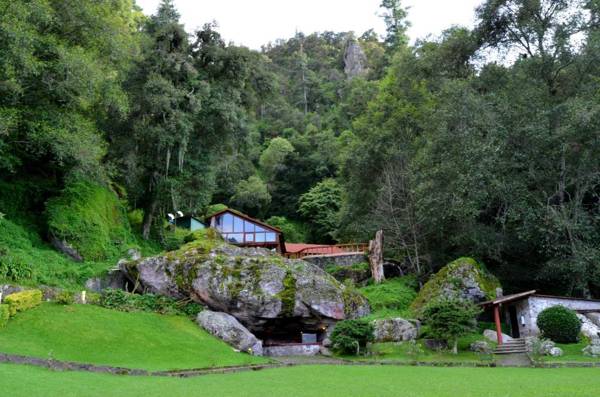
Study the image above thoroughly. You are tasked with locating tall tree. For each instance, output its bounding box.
[380,0,409,51]
[113,0,200,239]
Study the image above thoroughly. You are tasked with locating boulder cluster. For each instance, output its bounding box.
[120,239,370,355]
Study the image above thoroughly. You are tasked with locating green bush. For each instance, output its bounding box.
[0,253,34,282]
[330,319,374,355]
[162,227,191,251]
[4,289,42,316]
[537,305,581,343]
[359,277,417,320]
[98,289,203,317]
[45,179,135,261]
[421,297,481,354]
[0,304,9,328]
[55,290,74,305]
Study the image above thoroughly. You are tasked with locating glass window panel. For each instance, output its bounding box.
[226,233,243,243]
[255,233,266,243]
[265,233,277,242]
[233,215,244,232]
[245,233,254,242]
[244,221,255,233]
[255,225,266,233]
[221,213,233,233]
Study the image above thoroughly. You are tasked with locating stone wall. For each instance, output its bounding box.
[303,253,366,269]
[263,343,322,357]
[513,296,600,337]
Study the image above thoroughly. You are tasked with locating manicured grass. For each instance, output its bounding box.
[538,341,600,363]
[0,303,267,371]
[1,363,600,397]
[359,276,417,320]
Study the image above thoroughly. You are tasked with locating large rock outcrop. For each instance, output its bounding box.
[344,39,368,79]
[372,318,419,342]
[197,310,263,355]
[120,237,370,338]
[483,329,512,344]
[577,314,600,340]
[411,257,500,314]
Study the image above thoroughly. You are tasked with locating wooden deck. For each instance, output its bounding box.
[284,243,369,259]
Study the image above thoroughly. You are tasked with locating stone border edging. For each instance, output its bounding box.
[2,352,600,378]
[0,353,285,377]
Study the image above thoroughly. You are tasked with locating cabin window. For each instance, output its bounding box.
[234,216,244,233]
[219,213,234,233]
[227,233,243,243]
[213,211,279,247]
[244,221,255,233]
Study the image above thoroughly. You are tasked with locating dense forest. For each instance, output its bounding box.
[1,0,599,297]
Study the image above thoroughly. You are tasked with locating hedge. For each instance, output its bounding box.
[537,305,581,343]
[0,304,9,328]
[4,289,42,316]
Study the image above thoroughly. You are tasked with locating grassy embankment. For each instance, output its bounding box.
[0,303,267,371]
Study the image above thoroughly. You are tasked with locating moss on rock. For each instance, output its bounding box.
[277,270,297,317]
[411,257,500,315]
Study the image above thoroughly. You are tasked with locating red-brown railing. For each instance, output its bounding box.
[285,243,369,259]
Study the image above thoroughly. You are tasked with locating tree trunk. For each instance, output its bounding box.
[142,198,158,240]
[369,230,385,284]
[452,339,458,355]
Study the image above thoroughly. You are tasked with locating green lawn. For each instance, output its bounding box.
[537,342,600,363]
[0,303,267,371]
[1,363,600,397]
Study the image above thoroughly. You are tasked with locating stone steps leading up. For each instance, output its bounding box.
[493,339,528,355]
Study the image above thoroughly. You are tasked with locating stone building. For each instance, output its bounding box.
[481,290,600,343]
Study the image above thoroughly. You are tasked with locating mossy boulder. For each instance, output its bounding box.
[411,257,500,314]
[120,232,370,335]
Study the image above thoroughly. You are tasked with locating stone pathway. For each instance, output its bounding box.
[271,355,349,366]
[494,353,532,367]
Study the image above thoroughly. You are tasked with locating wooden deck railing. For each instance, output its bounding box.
[285,243,369,259]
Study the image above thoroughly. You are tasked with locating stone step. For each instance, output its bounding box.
[494,344,528,354]
[494,346,527,351]
[494,350,528,355]
[499,340,526,345]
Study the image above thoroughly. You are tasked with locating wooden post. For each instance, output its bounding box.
[493,304,503,345]
[368,230,385,284]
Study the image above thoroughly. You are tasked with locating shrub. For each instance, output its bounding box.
[0,254,34,283]
[162,227,190,251]
[360,277,417,312]
[330,319,374,355]
[55,290,74,305]
[0,304,9,328]
[421,297,481,354]
[4,289,42,316]
[537,305,581,343]
[98,289,203,317]
[45,179,135,261]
